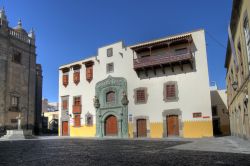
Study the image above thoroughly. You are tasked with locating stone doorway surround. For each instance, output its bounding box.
[132,116,150,138]
[95,76,128,138]
[162,109,183,137]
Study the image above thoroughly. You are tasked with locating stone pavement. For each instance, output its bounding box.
[0,138,250,166]
[170,136,250,154]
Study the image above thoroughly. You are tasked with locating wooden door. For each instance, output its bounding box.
[137,119,147,137]
[105,115,118,136]
[167,115,179,136]
[213,119,221,136]
[62,121,69,136]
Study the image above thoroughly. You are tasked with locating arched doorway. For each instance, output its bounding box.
[105,115,118,136]
[167,115,179,136]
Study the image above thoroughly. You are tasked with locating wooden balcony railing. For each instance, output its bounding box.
[72,105,81,114]
[133,51,193,69]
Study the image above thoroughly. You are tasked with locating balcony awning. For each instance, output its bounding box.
[130,34,192,51]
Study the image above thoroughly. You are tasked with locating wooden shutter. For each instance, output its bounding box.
[63,75,68,87]
[74,115,81,127]
[86,66,93,82]
[62,100,68,110]
[74,97,81,106]
[136,90,145,103]
[166,84,176,98]
[73,71,80,85]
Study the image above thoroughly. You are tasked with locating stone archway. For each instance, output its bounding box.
[162,109,182,137]
[95,76,128,138]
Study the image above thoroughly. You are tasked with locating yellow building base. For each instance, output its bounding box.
[183,120,213,138]
[150,122,163,138]
[70,125,96,137]
[59,120,213,138]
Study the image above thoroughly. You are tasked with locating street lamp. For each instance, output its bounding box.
[232,81,238,91]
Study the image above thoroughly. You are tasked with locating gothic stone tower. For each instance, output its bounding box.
[0,8,42,134]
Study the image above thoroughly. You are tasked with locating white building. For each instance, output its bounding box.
[58,29,213,138]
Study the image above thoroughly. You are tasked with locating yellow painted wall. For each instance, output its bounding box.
[70,125,96,137]
[128,123,133,138]
[61,121,213,138]
[150,122,163,138]
[183,120,213,138]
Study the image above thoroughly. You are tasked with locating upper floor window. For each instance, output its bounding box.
[134,88,148,104]
[62,98,68,110]
[193,112,202,118]
[106,62,114,73]
[12,52,22,64]
[164,81,178,102]
[107,48,113,57]
[11,96,19,107]
[212,106,218,116]
[73,70,80,85]
[72,65,81,85]
[85,113,93,126]
[62,67,70,87]
[63,74,69,87]
[74,96,81,106]
[243,13,250,62]
[106,91,115,103]
[86,66,93,82]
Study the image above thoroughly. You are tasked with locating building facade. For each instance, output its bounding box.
[0,8,42,135]
[59,29,213,138]
[42,99,58,132]
[225,0,250,140]
[210,83,230,136]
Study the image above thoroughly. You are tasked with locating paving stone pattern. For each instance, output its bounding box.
[0,139,250,166]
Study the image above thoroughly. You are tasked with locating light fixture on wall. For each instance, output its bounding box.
[232,81,238,91]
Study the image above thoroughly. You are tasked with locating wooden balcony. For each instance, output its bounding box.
[72,105,81,114]
[133,51,193,72]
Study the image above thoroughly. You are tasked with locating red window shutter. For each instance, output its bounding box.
[136,90,145,102]
[86,66,93,82]
[166,85,176,98]
[73,71,80,85]
[63,75,68,87]
[62,100,68,110]
[74,115,81,127]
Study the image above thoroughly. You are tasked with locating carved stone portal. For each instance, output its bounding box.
[95,75,128,138]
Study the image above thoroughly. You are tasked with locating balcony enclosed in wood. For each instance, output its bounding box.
[131,34,194,75]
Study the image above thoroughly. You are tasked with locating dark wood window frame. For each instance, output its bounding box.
[134,87,148,104]
[107,48,113,57]
[106,62,114,73]
[193,112,202,118]
[62,74,69,87]
[61,98,68,110]
[85,112,93,126]
[163,81,179,102]
[73,70,80,85]
[74,96,81,106]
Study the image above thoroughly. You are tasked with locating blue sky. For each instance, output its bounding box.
[1,0,232,102]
